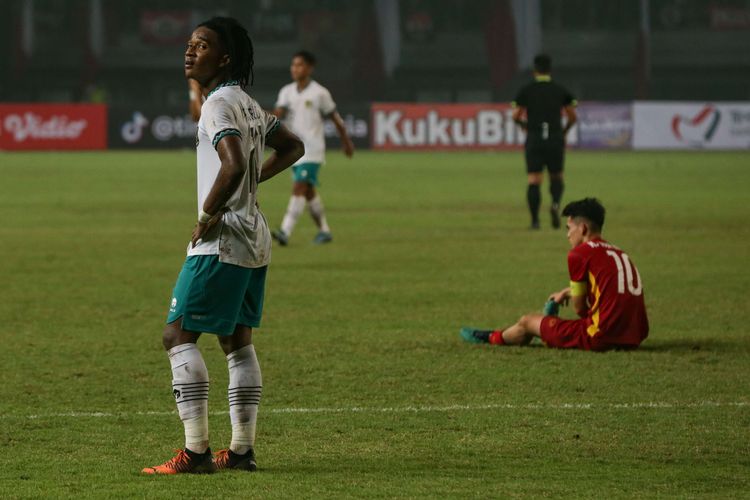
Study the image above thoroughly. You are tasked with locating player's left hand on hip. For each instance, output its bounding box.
[191,223,208,248]
[190,213,223,247]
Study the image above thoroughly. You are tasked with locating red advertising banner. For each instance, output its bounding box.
[371,103,525,151]
[0,104,107,150]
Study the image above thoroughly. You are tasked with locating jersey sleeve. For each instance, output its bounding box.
[567,248,587,283]
[319,87,337,116]
[203,97,241,149]
[275,86,289,110]
[263,109,280,139]
[563,87,577,107]
[512,87,528,108]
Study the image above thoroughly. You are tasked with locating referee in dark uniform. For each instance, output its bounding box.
[512,54,577,229]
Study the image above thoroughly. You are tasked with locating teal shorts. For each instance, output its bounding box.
[166,255,267,336]
[292,162,321,186]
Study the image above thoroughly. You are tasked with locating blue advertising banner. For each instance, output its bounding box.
[577,102,633,149]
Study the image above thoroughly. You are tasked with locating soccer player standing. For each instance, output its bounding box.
[271,50,354,246]
[142,17,304,474]
[461,198,649,351]
[512,54,577,229]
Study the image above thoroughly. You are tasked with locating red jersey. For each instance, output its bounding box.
[567,238,649,348]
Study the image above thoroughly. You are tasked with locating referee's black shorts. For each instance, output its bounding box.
[525,141,565,175]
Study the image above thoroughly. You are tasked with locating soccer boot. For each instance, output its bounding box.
[142,448,217,475]
[214,448,257,471]
[460,327,492,344]
[271,229,289,246]
[313,231,333,244]
[550,204,561,229]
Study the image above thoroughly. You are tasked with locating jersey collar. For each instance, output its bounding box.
[206,80,240,99]
[534,74,552,82]
[295,79,314,93]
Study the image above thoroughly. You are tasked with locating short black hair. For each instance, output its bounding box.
[198,17,254,87]
[533,54,551,74]
[293,50,316,66]
[562,197,605,232]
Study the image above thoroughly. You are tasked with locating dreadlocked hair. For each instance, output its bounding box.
[198,16,254,87]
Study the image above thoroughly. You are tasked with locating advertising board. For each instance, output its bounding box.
[0,104,107,150]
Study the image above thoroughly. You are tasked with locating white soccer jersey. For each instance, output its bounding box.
[189,82,279,268]
[275,80,336,165]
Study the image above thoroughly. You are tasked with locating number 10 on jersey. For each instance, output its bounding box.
[606,251,643,296]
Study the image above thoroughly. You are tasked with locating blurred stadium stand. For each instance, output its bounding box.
[2,0,749,110]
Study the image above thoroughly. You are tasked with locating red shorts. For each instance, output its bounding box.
[540,316,631,352]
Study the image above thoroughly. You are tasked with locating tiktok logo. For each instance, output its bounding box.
[121,112,149,144]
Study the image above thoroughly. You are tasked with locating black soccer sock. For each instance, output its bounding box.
[527,184,541,223]
[550,178,564,207]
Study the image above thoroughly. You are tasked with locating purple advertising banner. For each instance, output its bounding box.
[577,103,633,149]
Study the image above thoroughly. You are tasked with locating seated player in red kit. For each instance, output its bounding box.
[461,197,649,351]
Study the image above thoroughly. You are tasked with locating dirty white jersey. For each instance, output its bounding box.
[189,81,280,268]
[275,80,336,165]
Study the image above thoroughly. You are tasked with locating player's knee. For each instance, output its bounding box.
[218,326,252,355]
[161,334,172,351]
[217,335,238,355]
[162,328,175,351]
[162,324,182,351]
[518,314,533,329]
[527,176,542,186]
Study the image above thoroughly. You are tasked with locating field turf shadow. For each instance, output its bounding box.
[638,338,749,353]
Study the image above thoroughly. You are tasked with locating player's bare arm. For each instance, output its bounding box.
[512,106,528,130]
[558,282,588,317]
[571,293,587,317]
[328,111,354,157]
[562,105,577,137]
[549,287,572,306]
[260,125,305,183]
[191,135,246,246]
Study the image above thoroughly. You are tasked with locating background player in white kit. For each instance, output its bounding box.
[142,17,304,475]
[271,50,354,246]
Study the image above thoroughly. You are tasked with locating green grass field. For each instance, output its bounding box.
[1,149,748,498]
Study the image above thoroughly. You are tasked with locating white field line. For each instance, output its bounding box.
[3,401,748,420]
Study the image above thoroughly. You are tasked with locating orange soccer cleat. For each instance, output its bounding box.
[214,448,257,471]
[142,449,217,475]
